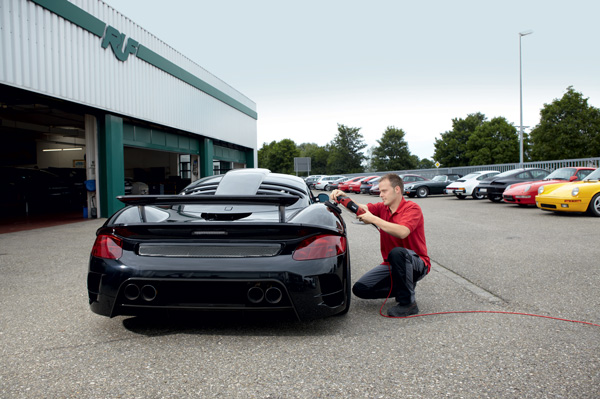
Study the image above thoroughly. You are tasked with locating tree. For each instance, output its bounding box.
[257,139,299,174]
[529,87,600,161]
[433,113,486,167]
[257,141,276,170]
[465,117,520,165]
[371,126,418,171]
[297,142,329,175]
[327,124,366,174]
[417,158,435,169]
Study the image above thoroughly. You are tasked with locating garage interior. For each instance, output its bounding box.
[0,85,200,231]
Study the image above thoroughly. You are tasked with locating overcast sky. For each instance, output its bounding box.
[102,0,599,160]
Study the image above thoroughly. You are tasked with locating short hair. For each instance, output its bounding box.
[380,173,404,192]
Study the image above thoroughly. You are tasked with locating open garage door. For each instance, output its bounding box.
[0,86,88,225]
[124,147,193,195]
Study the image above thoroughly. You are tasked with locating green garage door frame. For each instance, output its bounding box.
[98,116,253,217]
[123,123,201,154]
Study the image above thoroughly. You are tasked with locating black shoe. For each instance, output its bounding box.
[387,302,419,317]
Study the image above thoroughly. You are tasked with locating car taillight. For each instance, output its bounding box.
[92,235,123,259]
[293,235,346,261]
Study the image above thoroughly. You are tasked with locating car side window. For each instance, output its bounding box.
[516,171,531,179]
[531,170,549,179]
[578,170,593,180]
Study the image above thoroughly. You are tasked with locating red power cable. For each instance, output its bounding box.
[379,264,600,328]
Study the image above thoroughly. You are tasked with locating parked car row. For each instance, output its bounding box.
[307,166,600,217]
[443,166,599,216]
[502,167,595,206]
[305,175,348,191]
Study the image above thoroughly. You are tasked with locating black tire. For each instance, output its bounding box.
[325,185,331,191]
[488,195,502,203]
[456,194,466,200]
[588,193,600,217]
[416,187,429,198]
[336,258,352,316]
[472,191,486,200]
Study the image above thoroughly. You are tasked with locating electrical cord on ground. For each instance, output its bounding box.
[380,263,600,327]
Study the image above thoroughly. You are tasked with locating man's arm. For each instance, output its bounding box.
[329,189,411,239]
[358,211,411,239]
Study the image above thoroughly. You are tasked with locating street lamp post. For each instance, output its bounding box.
[519,30,533,167]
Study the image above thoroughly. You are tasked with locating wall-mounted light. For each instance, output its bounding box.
[43,147,83,152]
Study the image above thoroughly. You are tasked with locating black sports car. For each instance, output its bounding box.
[87,169,351,321]
[474,168,550,202]
[404,174,462,198]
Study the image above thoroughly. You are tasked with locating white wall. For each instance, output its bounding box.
[1,0,257,150]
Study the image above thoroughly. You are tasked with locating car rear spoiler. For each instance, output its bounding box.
[117,194,300,223]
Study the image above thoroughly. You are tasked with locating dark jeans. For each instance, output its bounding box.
[352,247,428,305]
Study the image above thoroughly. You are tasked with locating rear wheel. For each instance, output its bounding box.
[588,193,600,217]
[416,187,429,198]
[336,260,352,316]
[472,191,486,200]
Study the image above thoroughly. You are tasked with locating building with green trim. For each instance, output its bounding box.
[0,0,257,218]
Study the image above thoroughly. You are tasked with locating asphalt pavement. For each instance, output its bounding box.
[0,193,598,398]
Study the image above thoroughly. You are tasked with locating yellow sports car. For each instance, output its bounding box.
[535,168,600,216]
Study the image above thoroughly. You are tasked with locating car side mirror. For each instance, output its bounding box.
[317,193,330,203]
[569,176,577,182]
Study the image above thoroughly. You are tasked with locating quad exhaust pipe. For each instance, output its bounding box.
[123,283,157,302]
[141,285,157,301]
[247,285,283,304]
[247,286,264,304]
[265,287,282,304]
[125,282,282,305]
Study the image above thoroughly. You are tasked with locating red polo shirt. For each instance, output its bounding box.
[367,199,431,272]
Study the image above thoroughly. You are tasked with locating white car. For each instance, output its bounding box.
[445,170,500,199]
[304,175,326,189]
[314,175,346,190]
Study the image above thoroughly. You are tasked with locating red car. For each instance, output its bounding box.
[502,167,596,206]
[338,176,364,192]
[348,175,379,193]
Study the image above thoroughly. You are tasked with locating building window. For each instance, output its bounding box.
[179,154,191,179]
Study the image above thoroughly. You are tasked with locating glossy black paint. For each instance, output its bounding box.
[87,169,350,321]
[404,174,462,198]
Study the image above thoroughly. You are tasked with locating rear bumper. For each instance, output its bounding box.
[88,253,349,321]
[475,186,504,196]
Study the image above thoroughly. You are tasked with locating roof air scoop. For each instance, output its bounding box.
[215,168,270,195]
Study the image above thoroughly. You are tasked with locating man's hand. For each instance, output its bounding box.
[357,209,376,224]
[329,189,345,202]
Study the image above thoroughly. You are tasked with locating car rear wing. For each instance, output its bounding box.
[117,194,300,223]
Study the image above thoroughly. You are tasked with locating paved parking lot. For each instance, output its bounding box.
[1,193,598,398]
